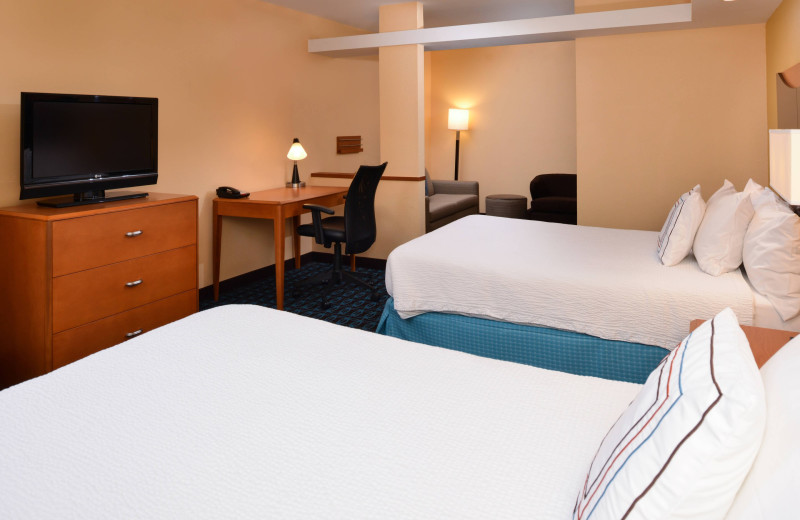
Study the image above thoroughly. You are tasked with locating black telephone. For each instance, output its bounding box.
[216,186,249,199]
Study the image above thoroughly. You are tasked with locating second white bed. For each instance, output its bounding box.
[386,215,757,350]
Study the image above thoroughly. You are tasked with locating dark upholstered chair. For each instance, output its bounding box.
[527,173,577,225]
[296,162,387,308]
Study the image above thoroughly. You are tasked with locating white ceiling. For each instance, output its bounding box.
[264,0,781,33]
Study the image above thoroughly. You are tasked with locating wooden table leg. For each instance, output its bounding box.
[212,202,221,301]
[292,215,301,269]
[274,211,285,310]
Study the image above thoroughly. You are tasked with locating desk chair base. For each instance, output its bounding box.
[296,244,381,309]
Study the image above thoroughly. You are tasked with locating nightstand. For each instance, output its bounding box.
[690,319,798,368]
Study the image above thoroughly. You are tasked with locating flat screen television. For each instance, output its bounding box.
[20,92,158,207]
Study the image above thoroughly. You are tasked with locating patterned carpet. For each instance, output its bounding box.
[200,261,390,331]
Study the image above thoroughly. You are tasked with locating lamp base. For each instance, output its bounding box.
[286,181,306,188]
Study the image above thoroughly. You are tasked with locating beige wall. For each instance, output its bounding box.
[576,24,768,231]
[426,42,577,211]
[0,0,379,287]
[767,0,800,129]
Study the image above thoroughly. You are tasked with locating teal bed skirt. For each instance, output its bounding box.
[376,298,668,384]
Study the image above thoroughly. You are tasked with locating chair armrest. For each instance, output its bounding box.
[303,204,335,215]
[302,204,335,244]
[432,180,479,196]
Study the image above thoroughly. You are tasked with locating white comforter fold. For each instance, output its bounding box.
[386,215,754,349]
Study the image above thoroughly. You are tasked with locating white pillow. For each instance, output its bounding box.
[573,308,765,520]
[742,188,800,321]
[657,184,706,266]
[725,335,800,520]
[693,179,762,276]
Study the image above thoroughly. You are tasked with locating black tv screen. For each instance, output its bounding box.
[20,92,158,206]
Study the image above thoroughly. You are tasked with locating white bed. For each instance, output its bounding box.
[0,305,639,518]
[0,305,796,518]
[386,215,798,350]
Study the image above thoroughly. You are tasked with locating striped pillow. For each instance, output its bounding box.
[657,185,705,266]
[573,308,765,520]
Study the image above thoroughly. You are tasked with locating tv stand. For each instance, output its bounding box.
[0,193,198,389]
[37,190,149,208]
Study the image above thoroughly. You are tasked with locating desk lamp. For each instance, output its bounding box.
[448,109,469,180]
[287,138,308,188]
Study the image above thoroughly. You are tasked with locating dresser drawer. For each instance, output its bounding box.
[52,200,197,276]
[53,245,197,332]
[52,289,197,369]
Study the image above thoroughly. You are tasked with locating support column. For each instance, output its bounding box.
[371,2,426,258]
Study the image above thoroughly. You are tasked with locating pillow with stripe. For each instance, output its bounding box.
[573,308,765,520]
[657,185,705,266]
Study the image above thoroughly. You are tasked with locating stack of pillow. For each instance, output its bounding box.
[582,182,800,519]
[573,307,799,519]
[656,179,800,322]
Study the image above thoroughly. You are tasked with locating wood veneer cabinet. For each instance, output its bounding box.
[0,193,198,389]
[690,319,798,368]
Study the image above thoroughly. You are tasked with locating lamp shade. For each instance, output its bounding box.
[287,138,307,161]
[769,129,800,205]
[448,109,469,131]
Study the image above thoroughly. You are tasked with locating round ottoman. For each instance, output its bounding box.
[485,194,527,219]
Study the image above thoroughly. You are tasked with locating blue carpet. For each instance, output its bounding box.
[200,261,389,331]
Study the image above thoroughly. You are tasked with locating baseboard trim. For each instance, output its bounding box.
[198,253,387,300]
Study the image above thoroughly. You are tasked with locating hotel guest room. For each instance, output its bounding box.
[1,0,800,518]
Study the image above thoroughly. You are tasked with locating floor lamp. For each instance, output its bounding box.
[448,109,469,181]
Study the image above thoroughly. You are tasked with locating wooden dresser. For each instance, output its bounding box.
[0,193,198,389]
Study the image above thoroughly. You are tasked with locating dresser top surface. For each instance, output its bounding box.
[0,193,197,221]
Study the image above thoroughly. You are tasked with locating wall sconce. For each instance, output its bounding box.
[769,129,800,209]
[448,109,469,181]
[286,138,308,188]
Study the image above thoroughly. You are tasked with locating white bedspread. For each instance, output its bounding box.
[386,215,754,349]
[0,305,640,519]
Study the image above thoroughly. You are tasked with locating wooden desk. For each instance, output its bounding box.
[213,186,347,310]
[689,319,798,368]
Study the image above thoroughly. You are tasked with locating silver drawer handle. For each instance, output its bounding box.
[125,230,143,237]
[126,329,143,338]
[125,279,143,287]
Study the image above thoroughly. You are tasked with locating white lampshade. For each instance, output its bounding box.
[448,109,469,131]
[287,138,307,161]
[769,129,800,205]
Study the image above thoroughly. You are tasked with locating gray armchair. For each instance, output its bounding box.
[425,172,479,232]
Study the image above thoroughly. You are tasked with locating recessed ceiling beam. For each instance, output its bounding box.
[309,4,692,56]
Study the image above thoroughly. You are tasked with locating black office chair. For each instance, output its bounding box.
[296,162,387,308]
